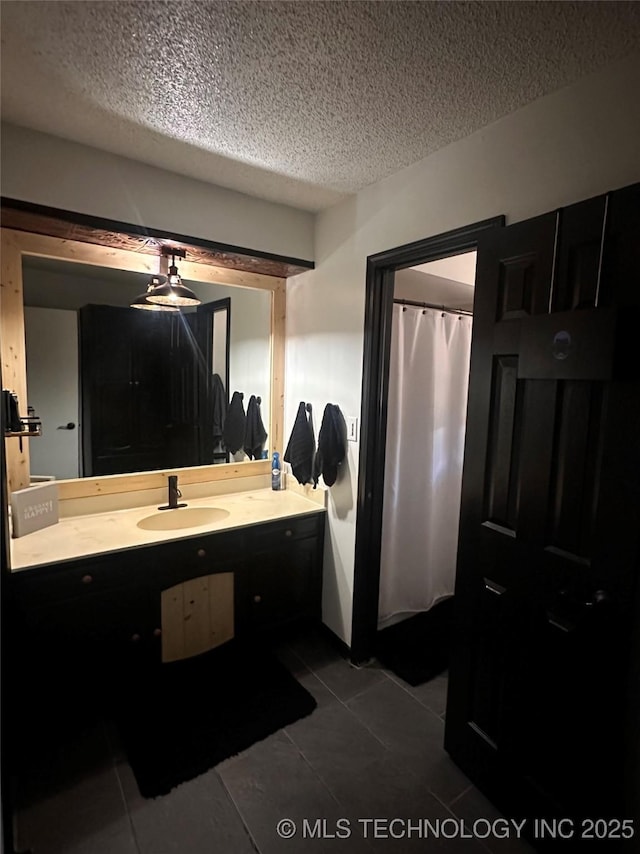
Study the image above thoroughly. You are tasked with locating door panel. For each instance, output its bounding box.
[545,380,604,563]
[601,183,640,307]
[553,194,606,312]
[519,308,617,380]
[446,186,640,829]
[484,356,521,532]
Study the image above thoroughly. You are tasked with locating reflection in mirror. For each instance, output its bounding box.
[22,257,271,480]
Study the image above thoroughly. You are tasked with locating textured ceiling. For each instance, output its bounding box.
[2,1,640,212]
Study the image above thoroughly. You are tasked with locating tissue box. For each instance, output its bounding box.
[10,482,59,538]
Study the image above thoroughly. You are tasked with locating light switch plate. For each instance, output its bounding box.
[345,416,358,442]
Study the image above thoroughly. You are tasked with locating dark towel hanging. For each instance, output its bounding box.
[211,373,227,449]
[313,404,346,487]
[244,395,268,460]
[284,402,315,485]
[223,391,246,454]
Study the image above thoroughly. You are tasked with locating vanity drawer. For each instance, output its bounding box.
[152,528,246,587]
[24,587,160,642]
[11,527,247,607]
[248,512,324,550]
[12,549,148,607]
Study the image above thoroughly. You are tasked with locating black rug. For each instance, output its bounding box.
[375,597,454,686]
[113,640,317,798]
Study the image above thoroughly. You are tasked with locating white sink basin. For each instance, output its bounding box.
[136,506,230,531]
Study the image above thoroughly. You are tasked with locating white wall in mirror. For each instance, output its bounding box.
[24,305,79,479]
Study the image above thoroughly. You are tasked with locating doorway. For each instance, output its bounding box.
[351,216,504,665]
[374,252,476,685]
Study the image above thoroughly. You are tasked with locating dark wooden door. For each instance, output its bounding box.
[165,311,201,467]
[195,298,230,463]
[80,304,173,474]
[445,185,640,830]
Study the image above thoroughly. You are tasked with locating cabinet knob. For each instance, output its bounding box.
[153,628,162,637]
[197,548,206,558]
[131,633,141,642]
[253,594,262,604]
[81,574,93,584]
[285,529,292,538]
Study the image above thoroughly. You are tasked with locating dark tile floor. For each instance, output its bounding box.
[14,628,535,854]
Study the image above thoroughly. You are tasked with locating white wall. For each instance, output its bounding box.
[413,254,477,286]
[394,268,475,313]
[1,124,315,261]
[286,53,640,645]
[24,306,79,480]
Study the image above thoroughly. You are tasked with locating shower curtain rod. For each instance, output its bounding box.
[393,298,473,317]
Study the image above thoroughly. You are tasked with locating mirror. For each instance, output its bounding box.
[21,256,272,480]
[0,226,284,506]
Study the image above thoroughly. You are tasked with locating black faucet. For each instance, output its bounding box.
[158,475,187,510]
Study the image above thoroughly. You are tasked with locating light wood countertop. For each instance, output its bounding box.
[10,488,326,572]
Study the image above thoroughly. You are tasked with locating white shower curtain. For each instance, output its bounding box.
[378,304,472,628]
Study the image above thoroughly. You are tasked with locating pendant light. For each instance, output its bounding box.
[130,275,180,311]
[145,248,201,307]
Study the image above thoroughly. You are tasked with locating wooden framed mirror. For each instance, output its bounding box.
[1,225,286,501]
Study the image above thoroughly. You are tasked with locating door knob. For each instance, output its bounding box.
[57,422,76,430]
[585,589,610,608]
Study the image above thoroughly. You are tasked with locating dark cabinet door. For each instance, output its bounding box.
[165,312,201,468]
[80,305,174,475]
[194,298,230,464]
[236,518,324,634]
[26,586,160,655]
[131,308,173,458]
[236,537,320,632]
[445,186,640,823]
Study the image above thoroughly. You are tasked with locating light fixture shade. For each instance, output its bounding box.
[130,275,180,311]
[146,263,200,306]
[146,282,201,306]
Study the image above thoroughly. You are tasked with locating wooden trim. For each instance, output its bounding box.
[0,230,30,495]
[271,278,286,455]
[2,228,280,290]
[350,216,505,664]
[1,196,315,278]
[56,459,269,501]
[1,226,283,504]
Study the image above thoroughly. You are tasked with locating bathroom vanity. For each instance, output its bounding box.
[10,488,326,670]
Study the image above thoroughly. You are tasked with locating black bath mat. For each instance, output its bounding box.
[113,640,317,798]
[375,597,454,686]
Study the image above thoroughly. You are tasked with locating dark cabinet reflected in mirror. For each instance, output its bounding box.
[79,300,230,475]
[23,257,271,480]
